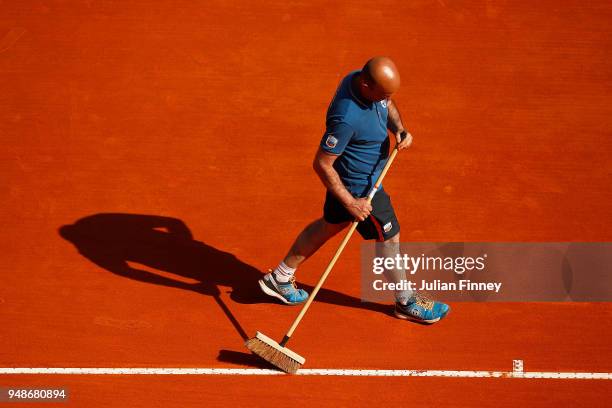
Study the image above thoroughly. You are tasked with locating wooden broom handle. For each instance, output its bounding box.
[280,132,407,346]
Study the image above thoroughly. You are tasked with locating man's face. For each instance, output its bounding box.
[360,77,394,102]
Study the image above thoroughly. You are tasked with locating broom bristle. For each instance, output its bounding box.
[245,332,305,374]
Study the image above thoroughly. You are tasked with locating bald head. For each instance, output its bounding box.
[363,56,401,94]
[355,56,400,102]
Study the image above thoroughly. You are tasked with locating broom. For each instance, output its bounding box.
[246,132,408,374]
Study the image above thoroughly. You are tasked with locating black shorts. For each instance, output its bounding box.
[323,189,400,241]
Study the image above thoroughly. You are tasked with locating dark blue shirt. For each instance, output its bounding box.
[320,70,390,197]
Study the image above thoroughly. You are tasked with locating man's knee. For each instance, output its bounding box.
[377,232,400,256]
[320,218,349,237]
[302,218,344,240]
[385,232,400,243]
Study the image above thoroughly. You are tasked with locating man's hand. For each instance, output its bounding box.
[396,130,413,151]
[345,197,373,221]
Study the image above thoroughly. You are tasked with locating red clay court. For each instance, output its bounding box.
[1,1,611,406]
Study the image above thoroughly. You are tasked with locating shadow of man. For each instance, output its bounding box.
[59,213,391,366]
[59,213,389,341]
[59,213,267,303]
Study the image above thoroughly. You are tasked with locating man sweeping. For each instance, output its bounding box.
[259,56,449,324]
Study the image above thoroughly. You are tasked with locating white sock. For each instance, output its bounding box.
[272,261,296,283]
[396,289,415,305]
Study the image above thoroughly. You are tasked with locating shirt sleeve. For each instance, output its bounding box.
[320,121,354,155]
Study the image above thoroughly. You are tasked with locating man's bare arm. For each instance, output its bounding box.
[387,98,405,134]
[387,99,413,150]
[312,148,353,206]
[312,148,372,221]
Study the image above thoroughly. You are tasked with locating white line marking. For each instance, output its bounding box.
[0,368,609,379]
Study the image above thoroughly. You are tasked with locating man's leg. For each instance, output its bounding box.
[284,218,349,268]
[358,190,450,323]
[272,218,349,282]
[379,231,450,323]
[379,231,413,304]
[259,217,348,305]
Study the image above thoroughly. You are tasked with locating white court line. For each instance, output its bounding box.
[0,367,609,379]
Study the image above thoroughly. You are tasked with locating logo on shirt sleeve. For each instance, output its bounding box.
[383,222,392,233]
[325,134,338,148]
[380,99,388,108]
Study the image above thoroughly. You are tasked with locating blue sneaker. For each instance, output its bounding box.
[394,292,450,324]
[259,271,309,305]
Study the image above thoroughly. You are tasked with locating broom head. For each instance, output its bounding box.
[245,331,305,374]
